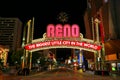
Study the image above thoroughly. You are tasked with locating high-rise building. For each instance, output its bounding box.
[0,17,22,51]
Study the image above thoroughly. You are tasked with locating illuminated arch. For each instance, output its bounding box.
[24,33,101,52]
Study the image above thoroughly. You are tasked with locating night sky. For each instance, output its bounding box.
[0,0,87,39]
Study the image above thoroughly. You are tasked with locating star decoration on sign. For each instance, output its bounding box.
[57,12,69,23]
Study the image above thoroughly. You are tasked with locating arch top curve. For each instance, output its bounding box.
[28,46,98,53]
[24,33,102,52]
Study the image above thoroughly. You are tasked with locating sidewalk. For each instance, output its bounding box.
[83,70,120,77]
[109,71,120,77]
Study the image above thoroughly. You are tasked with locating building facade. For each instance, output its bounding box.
[0,17,22,51]
[84,0,120,72]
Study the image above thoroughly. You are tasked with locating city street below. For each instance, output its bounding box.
[0,68,120,80]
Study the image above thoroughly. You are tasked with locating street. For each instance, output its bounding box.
[0,68,120,80]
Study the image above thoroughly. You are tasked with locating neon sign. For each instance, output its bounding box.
[25,40,101,51]
[47,24,80,38]
[24,23,102,52]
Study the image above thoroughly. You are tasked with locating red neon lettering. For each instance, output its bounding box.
[76,42,83,46]
[24,40,102,51]
[63,24,71,37]
[95,45,101,50]
[71,41,76,45]
[51,41,62,45]
[24,44,35,50]
[56,24,63,38]
[62,41,70,45]
[72,24,80,37]
[47,24,80,38]
[47,24,55,37]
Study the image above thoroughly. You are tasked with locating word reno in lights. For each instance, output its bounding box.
[25,40,102,51]
[47,24,80,38]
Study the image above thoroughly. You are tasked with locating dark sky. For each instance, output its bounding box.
[0,0,87,39]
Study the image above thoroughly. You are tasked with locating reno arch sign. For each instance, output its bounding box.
[47,24,80,38]
[24,24,102,52]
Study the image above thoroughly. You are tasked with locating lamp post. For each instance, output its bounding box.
[94,18,101,70]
